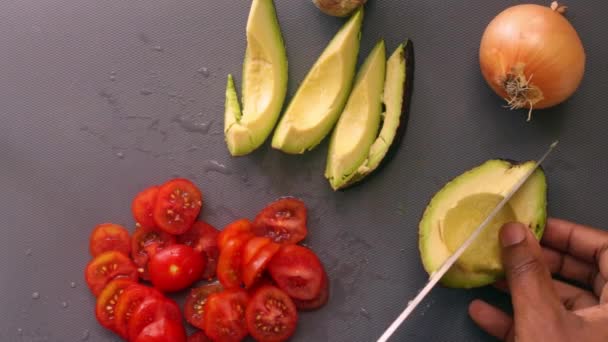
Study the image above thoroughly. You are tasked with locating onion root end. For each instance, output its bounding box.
[501,63,543,122]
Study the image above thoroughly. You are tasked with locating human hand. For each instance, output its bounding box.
[468,218,608,341]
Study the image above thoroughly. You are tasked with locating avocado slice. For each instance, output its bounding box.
[271,8,364,154]
[418,160,547,288]
[326,41,413,190]
[224,0,288,156]
[325,40,386,190]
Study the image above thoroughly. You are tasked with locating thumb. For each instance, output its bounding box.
[500,222,562,317]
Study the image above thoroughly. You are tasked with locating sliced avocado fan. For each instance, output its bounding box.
[418,160,547,289]
[271,8,364,154]
[224,0,288,156]
[325,41,413,190]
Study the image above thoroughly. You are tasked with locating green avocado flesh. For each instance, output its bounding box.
[419,160,547,288]
[271,8,363,154]
[224,0,288,156]
[325,40,386,190]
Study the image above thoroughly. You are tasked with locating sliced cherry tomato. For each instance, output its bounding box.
[135,318,186,342]
[268,245,324,300]
[203,289,249,342]
[89,223,131,257]
[188,331,213,342]
[217,219,253,250]
[177,221,220,280]
[85,250,138,296]
[148,244,206,292]
[252,198,307,244]
[115,284,161,338]
[242,237,271,266]
[243,242,281,289]
[128,296,182,341]
[292,271,329,310]
[246,285,297,342]
[153,178,203,235]
[217,234,252,288]
[95,278,136,334]
[132,226,176,280]
[184,282,224,330]
[132,186,160,229]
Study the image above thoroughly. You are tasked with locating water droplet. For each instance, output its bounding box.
[17,328,23,335]
[140,89,153,96]
[203,160,233,176]
[400,248,405,252]
[153,45,163,52]
[110,70,116,76]
[25,248,32,256]
[70,282,77,288]
[186,145,199,152]
[359,307,371,320]
[61,301,69,308]
[173,114,213,134]
[197,67,210,77]
[81,330,90,340]
[115,151,125,159]
[109,71,116,82]
[32,292,40,299]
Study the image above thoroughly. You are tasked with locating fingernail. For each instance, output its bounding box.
[500,223,526,247]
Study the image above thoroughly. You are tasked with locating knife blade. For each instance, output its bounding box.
[377,140,559,342]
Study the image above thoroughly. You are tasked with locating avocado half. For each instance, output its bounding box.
[224,0,288,156]
[418,160,547,288]
[325,41,413,190]
[271,8,364,154]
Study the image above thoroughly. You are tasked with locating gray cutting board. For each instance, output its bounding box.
[1,0,606,341]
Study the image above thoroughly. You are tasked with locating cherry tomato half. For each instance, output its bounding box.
[217,234,252,289]
[292,271,329,311]
[132,186,160,229]
[177,221,220,280]
[217,219,253,250]
[128,296,182,341]
[132,226,176,280]
[85,250,138,296]
[153,178,203,235]
[268,245,324,300]
[115,284,162,338]
[246,285,298,342]
[252,198,307,244]
[242,237,272,266]
[148,244,206,292]
[243,242,281,289]
[89,223,131,257]
[188,331,213,342]
[95,278,136,334]
[203,289,249,342]
[184,282,224,330]
[135,318,186,342]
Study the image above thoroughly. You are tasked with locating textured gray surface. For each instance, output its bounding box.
[0,0,606,341]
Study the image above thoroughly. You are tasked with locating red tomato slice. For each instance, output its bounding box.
[89,223,131,257]
[153,178,203,235]
[132,226,176,280]
[134,318,186,342]
[95,278,136,334]
[268,245,324,300]
[217,234,252,289]
[203,289,249,342]
[292,271,329,311]
[128,296,182,341]
[246,285,298,342]
[148,244,206,293]
[217,219,253,250]
[188,331,213,342]
[242,237,271,266]
[243,242,280,289]
[85,251,138,296]
[132,186,160,229]
[184,282,224,330]
[252,198,307,244]
[114,284,161,338]
[177,221,220,280]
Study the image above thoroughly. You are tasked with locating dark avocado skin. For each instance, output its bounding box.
[339,40,414,191]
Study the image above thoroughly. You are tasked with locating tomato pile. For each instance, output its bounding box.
[84,178,329,342]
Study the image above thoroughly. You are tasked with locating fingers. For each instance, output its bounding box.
[541,218,608,264]
[542,247,597,287]
[500,222,563,317]
[468,299,512,340]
